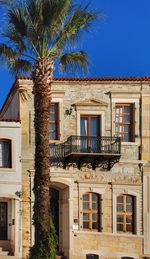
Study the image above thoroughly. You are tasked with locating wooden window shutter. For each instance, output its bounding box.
[56,103,60,140]
[130,103,135,142]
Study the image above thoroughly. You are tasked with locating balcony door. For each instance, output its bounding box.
[80,115,101,151]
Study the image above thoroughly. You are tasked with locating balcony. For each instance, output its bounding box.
[50,136,121,170]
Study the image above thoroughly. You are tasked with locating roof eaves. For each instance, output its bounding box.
[16,75,150,82]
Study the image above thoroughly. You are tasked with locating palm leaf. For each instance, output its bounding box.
[8,7,28,37]
[59,51,89,75]
[42,0,72,35]
[52,4,98,51]
[0,0,15,6]
[2,28,27,53]
[0,44,17,60]
[8,58,32,75]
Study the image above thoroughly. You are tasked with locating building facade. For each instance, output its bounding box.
[0,119,22,258]
[0,77,150,259]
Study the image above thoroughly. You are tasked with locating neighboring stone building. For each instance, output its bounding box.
[0,119,22,258]
[0,76,150,259]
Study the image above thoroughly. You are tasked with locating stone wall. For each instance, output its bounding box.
[73,234,143,259]
[1,78,150,258]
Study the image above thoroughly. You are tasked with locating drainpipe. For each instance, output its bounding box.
[107,182,113,233]
[74,180,80,231]
[19,198,22,259]
[15,193,22,259]
[139,82,143,160]
[139,82,144,256]
[105,91,112,137]
[139,162,144,257]
[28,170,34,249]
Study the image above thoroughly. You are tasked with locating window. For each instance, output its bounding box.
[82,193,100,231]
[49,103,59,140]
[121,257,134,259]
[117,195,135,233]
[86,255,99,259]
[115,104,135,142]
[0,139,11,168]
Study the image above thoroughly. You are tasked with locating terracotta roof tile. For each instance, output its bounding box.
[16,76,150,82]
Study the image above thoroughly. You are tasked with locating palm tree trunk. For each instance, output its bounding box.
[32,57,53,245]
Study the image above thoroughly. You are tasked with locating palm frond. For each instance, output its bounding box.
[7,4,40,57]
[42,0,72,36]
[48,47,62,59]
[0,0,15,6]
[8,7,27,37]
[52,4,98,50]
[2,27,27,53]
[26,0,72,56]
[0,43,32,74]
[59,51,89,75]
[8,58,32,75]
[0,44,17,60]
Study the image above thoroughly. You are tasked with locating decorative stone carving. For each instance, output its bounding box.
[73,98,108,107]
[50,161,64,168]
[77,169,141,184]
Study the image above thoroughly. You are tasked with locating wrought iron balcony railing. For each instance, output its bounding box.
[63,136,121,156]
[50,136,121,168]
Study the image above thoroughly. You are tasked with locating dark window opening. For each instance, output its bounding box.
[0,139,11,168]
[86,254,99,259]
[0,202,8,240]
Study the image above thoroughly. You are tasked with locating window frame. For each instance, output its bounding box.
[116,194,135,234]
[49,103,59,140]
[82,192,101,232]
[0,139,12,168]
[114,103,135,142]
[80,115,101,137]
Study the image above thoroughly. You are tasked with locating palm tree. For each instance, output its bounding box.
[0,0,98,258]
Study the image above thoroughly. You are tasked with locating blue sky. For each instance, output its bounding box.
[0,0,150,108]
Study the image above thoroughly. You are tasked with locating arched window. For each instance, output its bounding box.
[86,254,99,259]
[117,195,135,233]
[0,139,11,168]
[82,193,101,231]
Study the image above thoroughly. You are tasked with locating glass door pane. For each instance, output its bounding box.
[81,117,88,150]
[80,115,101,152]
[81,117,88,136]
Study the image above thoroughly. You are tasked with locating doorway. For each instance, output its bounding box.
[50,188,59,237]
[0,202,7,240]
[50,183,69,258]
[80,115,101,151]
